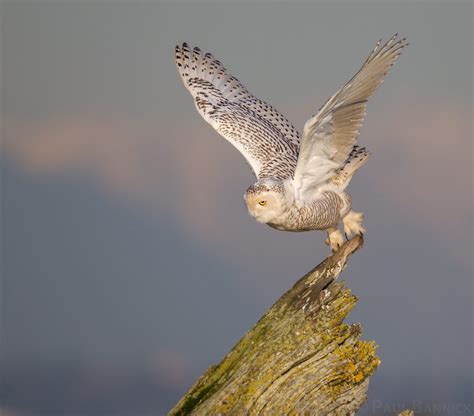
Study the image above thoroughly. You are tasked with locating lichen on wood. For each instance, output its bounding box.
[169,235,380,415]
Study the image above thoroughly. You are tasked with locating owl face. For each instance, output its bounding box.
[244,188,285,224]
[244,178,289,223]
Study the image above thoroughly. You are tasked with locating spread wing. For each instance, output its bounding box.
[175,43,300,179]
[293,34,408,201]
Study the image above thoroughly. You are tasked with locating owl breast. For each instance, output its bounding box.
[267,191,347,232]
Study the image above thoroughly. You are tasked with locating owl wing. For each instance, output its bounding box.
[293,34,408,201]
[175,43,300,179]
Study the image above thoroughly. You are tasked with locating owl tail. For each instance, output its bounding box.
[331,146,371,190]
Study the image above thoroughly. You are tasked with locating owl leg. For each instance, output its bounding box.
[342,210,366,238]
[325,227,344,252]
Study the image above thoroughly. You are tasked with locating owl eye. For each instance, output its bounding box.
[258,200,267,206]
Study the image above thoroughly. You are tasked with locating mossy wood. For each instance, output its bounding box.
[169,236,380,415]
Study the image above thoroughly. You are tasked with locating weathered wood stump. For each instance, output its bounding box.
[169,235,381,415]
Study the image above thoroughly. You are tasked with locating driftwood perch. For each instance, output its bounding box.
[170,236,380,415]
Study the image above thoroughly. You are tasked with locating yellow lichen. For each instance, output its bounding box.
[354,372,364,382]
[323,339,380,399]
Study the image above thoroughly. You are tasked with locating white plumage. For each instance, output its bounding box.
[175,35,407,251]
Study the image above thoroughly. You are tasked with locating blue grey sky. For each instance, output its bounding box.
[1,1,472,415]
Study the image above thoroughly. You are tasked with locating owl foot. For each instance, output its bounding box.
[343,210,366,238]
[325,227,345,252]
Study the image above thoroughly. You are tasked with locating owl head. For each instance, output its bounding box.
[244,178,288,224]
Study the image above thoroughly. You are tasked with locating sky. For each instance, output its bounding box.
[0,1,472,415]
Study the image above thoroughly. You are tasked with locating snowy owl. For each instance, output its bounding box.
[175,35,407,251]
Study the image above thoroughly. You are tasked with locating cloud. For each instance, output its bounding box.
[366,102,472,259]
[149,348,195,389]
[3,115,253,242]
[4,117,154,197]
[0,408,24,416]
[1,360,186,415]
[2,101,471,261]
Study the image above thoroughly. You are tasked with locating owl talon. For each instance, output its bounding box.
[332,244,341,253]
[326,228,344,252]
[343,210,366,238]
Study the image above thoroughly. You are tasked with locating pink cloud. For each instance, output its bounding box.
[4,117,151,196]
[149,348,194,389]
[2,116,251,241]
[0,408,24,416]
[2,101,471,262]
[367,102,472,258]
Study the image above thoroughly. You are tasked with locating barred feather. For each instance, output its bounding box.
[175,42,300,179]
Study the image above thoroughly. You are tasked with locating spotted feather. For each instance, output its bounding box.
[175,43,300,179]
